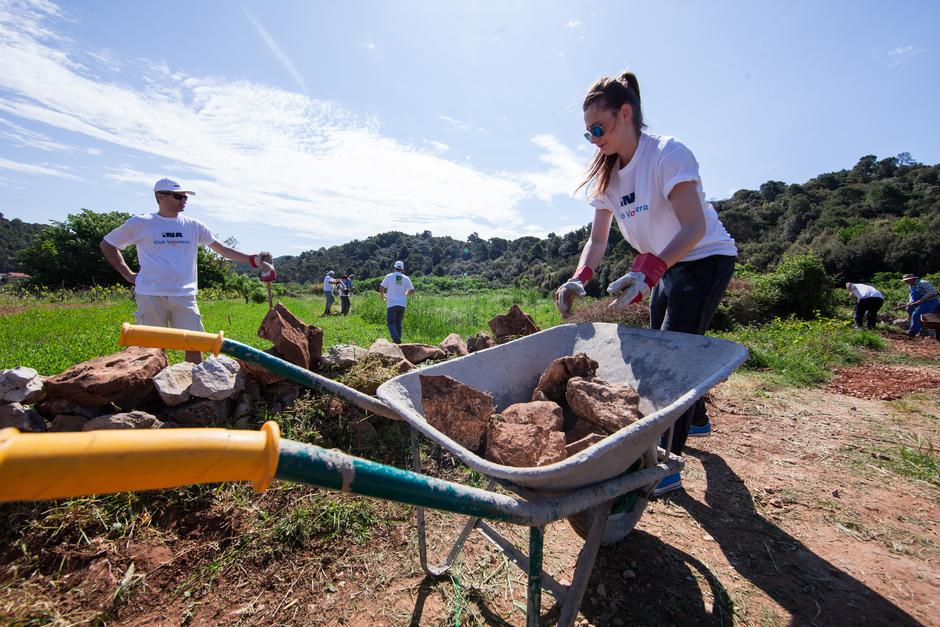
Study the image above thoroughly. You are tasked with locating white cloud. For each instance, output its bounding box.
[0,0,580,244]
[511,135,584,202]
[0,155,79,179]
[243,10,308,93]
[423,139,450,154]
[885,43,925,68]
[362,42,376,50]
[566,20,581,28]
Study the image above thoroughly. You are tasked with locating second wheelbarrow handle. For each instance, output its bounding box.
[119,323,400,421]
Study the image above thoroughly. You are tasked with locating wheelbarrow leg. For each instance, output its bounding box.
[411,428,486,576]
[557,500,613,627]
[527,525,544,627]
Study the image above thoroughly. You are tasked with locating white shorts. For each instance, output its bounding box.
[134,295,205,332]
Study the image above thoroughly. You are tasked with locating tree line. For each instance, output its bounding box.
[2,153,937,291]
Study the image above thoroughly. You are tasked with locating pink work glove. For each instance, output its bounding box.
[607,253,667,310]
[250,252,277,282]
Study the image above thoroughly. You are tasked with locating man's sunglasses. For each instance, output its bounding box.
[159,192,188,201]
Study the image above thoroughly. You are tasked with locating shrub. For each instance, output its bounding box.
[751,253,836,320]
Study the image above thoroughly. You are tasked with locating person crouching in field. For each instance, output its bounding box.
[555,71,738,497]
[845,282,884,330]
[380,261,414,344]
[100,178,275,364]
[900,273,939,338]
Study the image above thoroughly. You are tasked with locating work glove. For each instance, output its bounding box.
[555,270,589,318]
[607,253,668,311]
[250,252,276,282]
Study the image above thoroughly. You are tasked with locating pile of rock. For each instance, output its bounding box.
[420,353,643,468]
[0,302,546,435]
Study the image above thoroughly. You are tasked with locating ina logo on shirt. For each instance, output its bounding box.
[162,232,183,238]
[619,193,635,207]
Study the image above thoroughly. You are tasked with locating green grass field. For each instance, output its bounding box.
[0,289,562,374]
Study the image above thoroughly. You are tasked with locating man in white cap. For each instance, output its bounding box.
[901,273,938,338]
[100,178,275,363]
[379,260,415,343]
[322,270,339,315]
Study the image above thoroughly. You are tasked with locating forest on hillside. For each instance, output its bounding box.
[3,153,938,291]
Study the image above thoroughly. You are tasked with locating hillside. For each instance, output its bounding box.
[4,153,938,289]
[0,213,46,273]
[277,153,940,290]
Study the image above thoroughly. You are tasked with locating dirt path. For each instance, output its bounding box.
[2,341,937,625]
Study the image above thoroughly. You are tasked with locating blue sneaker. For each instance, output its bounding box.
[652,472,682,497]
[688,421,712,437]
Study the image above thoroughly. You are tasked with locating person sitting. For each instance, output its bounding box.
[900,273,938,338]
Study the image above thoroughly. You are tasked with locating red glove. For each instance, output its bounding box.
[607,253,668,310]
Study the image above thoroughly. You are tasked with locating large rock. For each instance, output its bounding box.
[43,348,167,409]
[34,398,105,420]
[439,333,469,357]
[237,347,287,385]
[258,303,323,370]
[566,377,642,434]
[420,375,493,452]
[319,344,368,370]
[531,353,599,405]
[163,398,233,427]
[566,433,607,457]
[486,421,566,467]
[190,357,243,401]
[496,401,564,432]
[399,343,447,365]
[83,411,163,431]
[466,332,496,353]
[368,338,411,367]
[0,367,44,404]
[153,362,195,406]
[564,417,607,443]
[0,402,47,432]
[488,304,540,339]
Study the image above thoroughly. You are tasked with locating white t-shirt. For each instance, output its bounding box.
[104,213,216,296]
[590,133,737,262]
[323,275,334,292]
[848,283,883,300]
[380,272,414,308]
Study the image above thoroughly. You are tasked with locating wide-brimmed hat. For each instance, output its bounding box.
[901,274,918,282]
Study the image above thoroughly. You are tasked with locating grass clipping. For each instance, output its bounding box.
[338,353,402,395]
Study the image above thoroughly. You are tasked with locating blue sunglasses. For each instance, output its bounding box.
[583,123,605,141]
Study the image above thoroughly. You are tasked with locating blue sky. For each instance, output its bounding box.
[0,0,937,255]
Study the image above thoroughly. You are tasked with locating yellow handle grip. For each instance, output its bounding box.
[120,323,224,355]
[0,422,279,503]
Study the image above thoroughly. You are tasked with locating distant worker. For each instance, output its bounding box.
[900,273,938,338]
[322,270,339,315]
[845,282,884,330]
[339,273,351,316]
[380,261,415,344]
[100,178,275,364]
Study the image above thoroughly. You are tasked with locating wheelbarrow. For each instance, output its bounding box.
[0,322,747,626]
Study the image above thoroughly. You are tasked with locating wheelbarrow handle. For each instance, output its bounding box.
[119,324,401,421]
[120,323,224,355]
[0,422,279,503]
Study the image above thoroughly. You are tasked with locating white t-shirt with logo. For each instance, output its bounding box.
[848,283,884,300]
[380,272,414,308]
[323,276,334,293]
[104,213,216,296]
[590,133,737,262]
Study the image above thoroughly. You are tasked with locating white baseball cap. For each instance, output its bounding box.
[394,260,404,270]
[327,270,334,276]
[154,178,195,195]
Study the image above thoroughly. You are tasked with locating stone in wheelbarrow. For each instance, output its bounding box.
[531,353,598,405]
[420,375,494,451]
